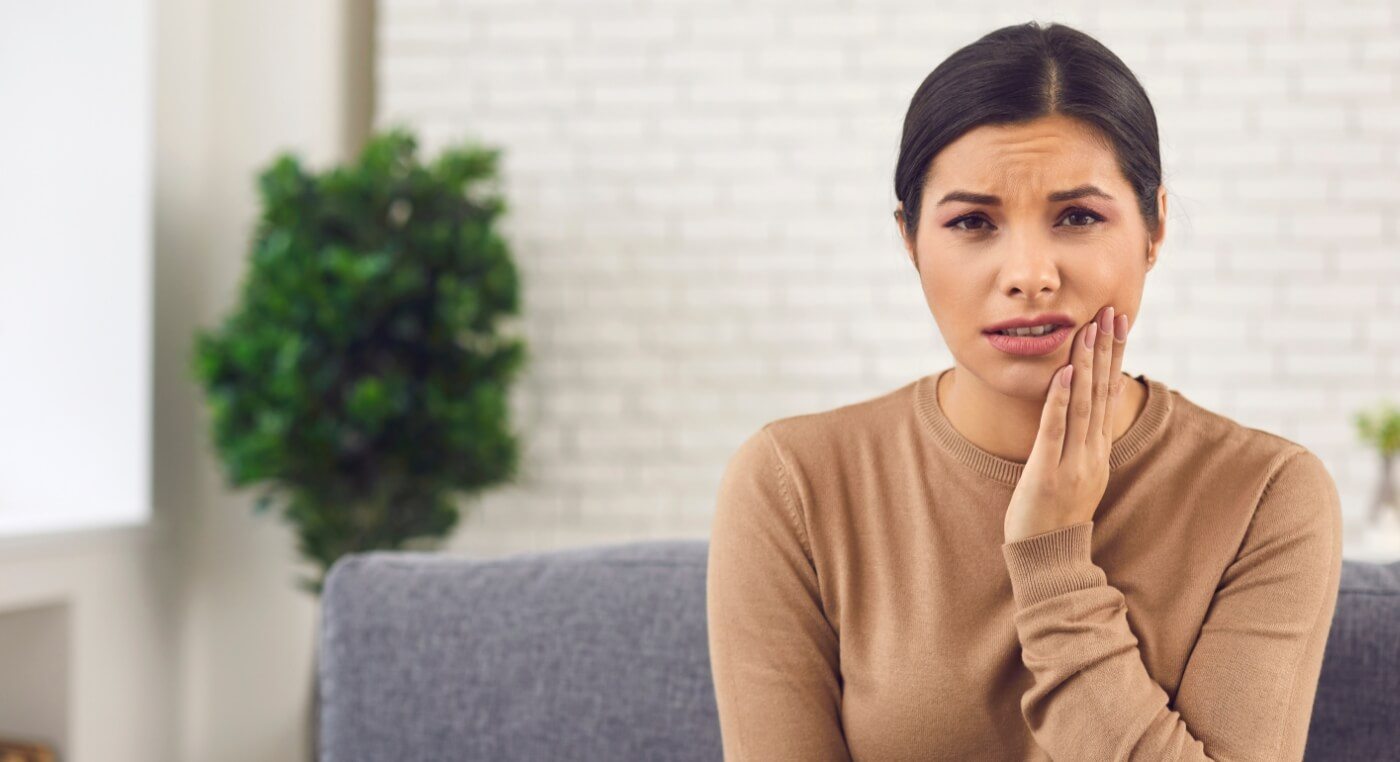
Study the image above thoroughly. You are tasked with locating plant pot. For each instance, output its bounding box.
[1368,452,1399,526]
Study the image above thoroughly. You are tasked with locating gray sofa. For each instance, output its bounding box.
[317,540,1400,761]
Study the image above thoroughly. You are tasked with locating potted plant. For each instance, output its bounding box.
[190,126,528,757]
[1354,401,1400,527]
[192,126,527,592]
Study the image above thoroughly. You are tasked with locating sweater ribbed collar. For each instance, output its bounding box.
[913,366,1173,486]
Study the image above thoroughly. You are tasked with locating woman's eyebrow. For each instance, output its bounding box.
[935,184,1115,206]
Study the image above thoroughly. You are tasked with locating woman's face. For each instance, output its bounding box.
[896,113,1167,396]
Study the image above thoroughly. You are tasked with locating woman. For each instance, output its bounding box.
[705,20,1342,762]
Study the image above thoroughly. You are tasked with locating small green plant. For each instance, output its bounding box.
[1354,400,1400,525]
[191,128,527,594]
[1355,401,1400,456]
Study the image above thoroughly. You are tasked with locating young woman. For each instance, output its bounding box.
[706,21,1342,762]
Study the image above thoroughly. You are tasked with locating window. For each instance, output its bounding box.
[0,0,152,536]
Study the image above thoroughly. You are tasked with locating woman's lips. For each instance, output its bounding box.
[984,324,1074,356]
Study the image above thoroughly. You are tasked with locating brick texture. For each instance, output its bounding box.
[377,0,1400,553]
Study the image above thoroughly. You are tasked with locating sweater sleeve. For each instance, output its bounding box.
[1000,448,1343,761]
[706,425,852,762]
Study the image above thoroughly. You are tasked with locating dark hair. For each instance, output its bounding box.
[894,21,1163,247]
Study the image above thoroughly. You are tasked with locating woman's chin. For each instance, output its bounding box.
[977,361,1068,396]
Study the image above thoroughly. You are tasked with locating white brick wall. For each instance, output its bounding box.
[377,0,1400,554]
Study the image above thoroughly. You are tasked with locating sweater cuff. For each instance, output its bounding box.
[1001,521,1107,608]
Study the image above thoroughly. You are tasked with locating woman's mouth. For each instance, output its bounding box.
[983,323,1074,356]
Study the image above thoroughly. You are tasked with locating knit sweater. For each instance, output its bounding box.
[705,366,1343,761]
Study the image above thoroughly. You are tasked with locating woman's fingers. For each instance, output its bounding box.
[1033,363,1074,468]
[1064,313,1096,456]
[1104,311,1129,438]
[1087,306,1114,446]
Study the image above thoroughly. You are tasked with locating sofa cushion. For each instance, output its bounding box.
[318,539,720,762]
[319,540,1400,761]
[1305,559,1400,761]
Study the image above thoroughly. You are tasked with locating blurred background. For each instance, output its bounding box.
[1,0,1398,760]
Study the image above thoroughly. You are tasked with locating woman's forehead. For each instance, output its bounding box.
[928,123,1126,203]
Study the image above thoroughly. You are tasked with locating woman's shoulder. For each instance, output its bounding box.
[1160,384,1331,493]
[756,376,924,457]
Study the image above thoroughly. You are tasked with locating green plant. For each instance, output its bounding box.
[1354,402,1400,456]
[191,128,528,595]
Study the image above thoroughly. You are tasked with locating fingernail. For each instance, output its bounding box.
[1099,306,1114,334]
[1084,323,1097,349]
[1061,364,1073,387]
[1115,313,1129,340]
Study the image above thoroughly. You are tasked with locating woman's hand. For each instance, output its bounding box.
[1003,305,1131,544]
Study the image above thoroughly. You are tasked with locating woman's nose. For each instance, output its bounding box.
[997,244,1060,296]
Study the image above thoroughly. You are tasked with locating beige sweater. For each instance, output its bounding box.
[706,366,1343,761]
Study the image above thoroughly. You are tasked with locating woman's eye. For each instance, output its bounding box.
[1060,208,1105,228]
[946,214,991,232]
[945,208,1105,234]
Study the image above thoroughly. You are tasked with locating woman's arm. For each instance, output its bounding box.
[1001,447,1343,761]
[706,425,853,762]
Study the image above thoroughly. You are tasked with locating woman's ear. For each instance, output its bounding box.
[1146,185,1167,273]
[894,204,919,274]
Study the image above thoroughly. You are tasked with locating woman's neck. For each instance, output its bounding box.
[936,365,1149,463]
